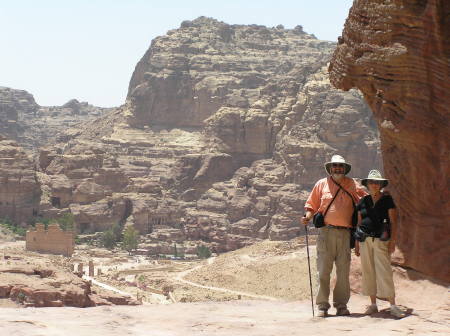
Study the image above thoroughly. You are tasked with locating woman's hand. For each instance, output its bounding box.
[388,240,395,254]
[355,241,360,257]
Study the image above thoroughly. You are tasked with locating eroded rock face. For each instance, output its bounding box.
[0,256,138,307]
[329,0,450,281]
[28,18,381,253]
[0,136,40,223]
[0,87,112,152]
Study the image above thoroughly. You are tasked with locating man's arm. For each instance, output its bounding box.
[301,180,322,225]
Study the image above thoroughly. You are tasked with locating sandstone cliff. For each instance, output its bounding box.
[0,136,41,224]
[38,18,381,252]
[329,0,449,281]
[0,87,112,152]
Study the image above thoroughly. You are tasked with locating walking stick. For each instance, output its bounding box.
[304,220,315,317]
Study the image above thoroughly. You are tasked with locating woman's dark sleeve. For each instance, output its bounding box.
[356,197,364,211]
[386,195,396,209]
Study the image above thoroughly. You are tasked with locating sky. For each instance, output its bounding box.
[0,0,354,107]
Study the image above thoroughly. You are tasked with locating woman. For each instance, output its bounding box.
[354,170,406,318]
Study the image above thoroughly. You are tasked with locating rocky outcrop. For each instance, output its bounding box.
[0,136,40,224]
[0,87,38,140]
[329,0,449,281]
[0,256,138,307]
[36,18,380,252]
[0,87,112,152]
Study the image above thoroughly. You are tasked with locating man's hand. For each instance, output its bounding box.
[354,240,360,257]
[301,211,313,226]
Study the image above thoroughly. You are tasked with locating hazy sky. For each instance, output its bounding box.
[1,0,354,107]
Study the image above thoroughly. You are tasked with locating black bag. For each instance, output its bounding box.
[313,212,325,228]
[354,226,369,242]
[313,188,341,228]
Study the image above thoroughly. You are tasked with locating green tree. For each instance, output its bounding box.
[58,213,75,231]
[101,230,117,249]
[196,245,212,259]
[173,242,178,257]
[122,226,139,254]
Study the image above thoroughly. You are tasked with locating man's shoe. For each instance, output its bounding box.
[317,309,328,318]
[364,304,378,315]
[336,307,350,316]
[390,305,406,318]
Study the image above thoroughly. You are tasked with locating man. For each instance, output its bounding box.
[301,154,366,317]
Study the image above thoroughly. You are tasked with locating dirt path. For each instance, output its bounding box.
[174,257,279,301]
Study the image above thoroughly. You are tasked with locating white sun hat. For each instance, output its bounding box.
[361,170,389,188]
[324,154,352,175]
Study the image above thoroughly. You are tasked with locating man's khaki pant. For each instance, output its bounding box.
[360,237,395,299]
[316,226,351,310]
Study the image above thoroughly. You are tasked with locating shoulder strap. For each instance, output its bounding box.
[331,178,356,207]
[323,185,341,217]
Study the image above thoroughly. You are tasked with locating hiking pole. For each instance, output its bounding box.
[304,215,315,317]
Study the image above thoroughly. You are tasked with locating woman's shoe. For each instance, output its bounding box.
[364,304,378,315]
[390,305,406,318]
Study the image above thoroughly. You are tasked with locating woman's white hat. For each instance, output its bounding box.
[361,169,389,188]
[324,154,351,175]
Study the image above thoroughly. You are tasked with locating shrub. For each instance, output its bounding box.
[122,226,139,253]
[196,245,212,259]
[0,217,26,237]
[101,229,117,249]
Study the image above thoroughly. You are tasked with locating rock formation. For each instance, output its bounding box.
[0,87,112,152]
[0,254,138,307]
[38,17,381,252]
[329,0,449,281]
[0,136,40,224]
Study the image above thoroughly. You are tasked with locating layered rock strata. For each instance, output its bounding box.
[0,136,41,224]
[39,18,381,252]
[0,87,112,152]
[329,0,450,281]
[0,256,138,307]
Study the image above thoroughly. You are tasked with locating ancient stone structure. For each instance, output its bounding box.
[329,0,450,281]
[26,223,75,257]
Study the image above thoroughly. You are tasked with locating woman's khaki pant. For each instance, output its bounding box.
[360,237,395,299]
[316,226,351,310]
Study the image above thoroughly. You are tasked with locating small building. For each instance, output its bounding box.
[26,223,74,257]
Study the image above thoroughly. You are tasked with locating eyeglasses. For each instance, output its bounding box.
[331,163,345,168]
[367,180,383,185]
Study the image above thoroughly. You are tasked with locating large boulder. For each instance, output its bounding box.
[329,0,450,281]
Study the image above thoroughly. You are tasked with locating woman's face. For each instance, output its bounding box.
[367,180,382,194]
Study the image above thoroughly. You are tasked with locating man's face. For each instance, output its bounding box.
[331,163,345,175]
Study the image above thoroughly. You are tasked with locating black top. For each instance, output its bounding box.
[356,194,396,238]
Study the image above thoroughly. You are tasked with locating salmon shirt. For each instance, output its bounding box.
[305,176,367,228]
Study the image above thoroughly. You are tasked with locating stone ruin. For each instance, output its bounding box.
[26,223,74,257]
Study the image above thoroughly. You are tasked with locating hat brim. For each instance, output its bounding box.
[361,178,388,188]
[325,162,351,175]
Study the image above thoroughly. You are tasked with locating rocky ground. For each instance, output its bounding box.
[0,234,448,335]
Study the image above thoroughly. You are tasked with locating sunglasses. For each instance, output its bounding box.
[331,163,345,168]
[367,180,383,185]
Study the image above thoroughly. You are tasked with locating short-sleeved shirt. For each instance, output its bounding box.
[305,176,367,228]
[356,194,396,237]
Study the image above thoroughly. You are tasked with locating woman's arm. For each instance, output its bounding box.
[388,207,398,254]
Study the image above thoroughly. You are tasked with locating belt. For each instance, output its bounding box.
[326,224,351,230]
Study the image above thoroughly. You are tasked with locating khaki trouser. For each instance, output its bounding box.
[316,226,351,310]
[360,237,395,299]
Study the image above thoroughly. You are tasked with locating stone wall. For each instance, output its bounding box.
[26,223,74,257]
